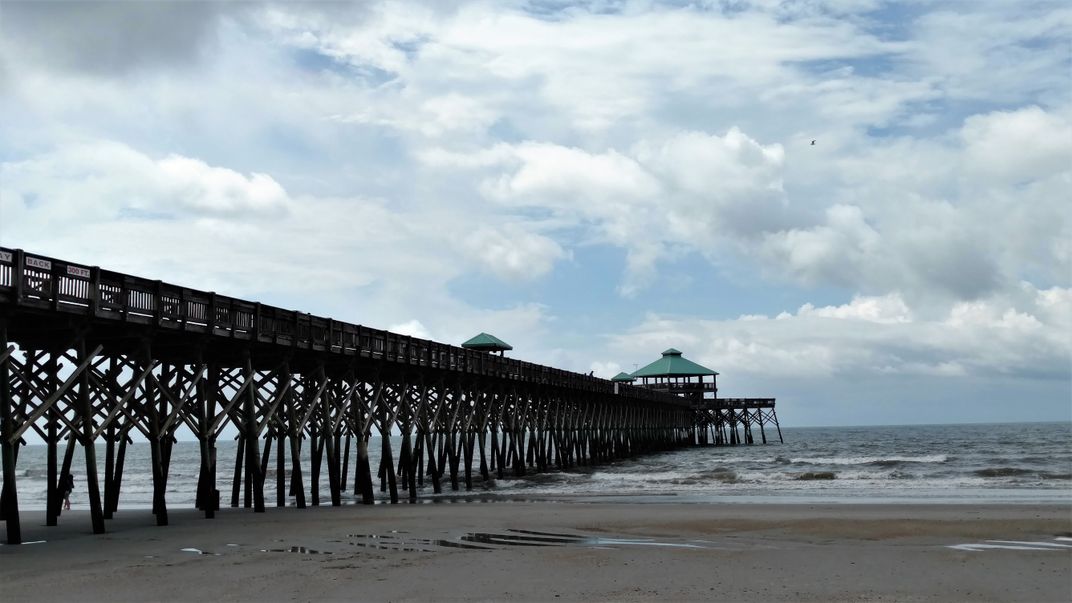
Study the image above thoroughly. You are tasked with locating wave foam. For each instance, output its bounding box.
[790,454,948,466]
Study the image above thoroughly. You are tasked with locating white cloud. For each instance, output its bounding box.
[157,156,288,215]
[388,319,433,339]
[460,128,788,293]
[481,143,660,206]
[0,140,556,302]
[1,140,288,222]
[461,224,568,282]
[1035,286,1072,331]
[610,288,1070,381]
[761,204,879,289]
[961,105,1072,185]
[758,104,1070,303]
[798,293,912,324]
[589,361,622,379]
[902,4,1072,103]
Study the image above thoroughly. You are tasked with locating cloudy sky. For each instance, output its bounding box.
[1,0,1069,427]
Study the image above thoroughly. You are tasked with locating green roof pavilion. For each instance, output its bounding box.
[630,348,719,404]
[631,348,718,378]
[610,372,635,382]
[461,332,513,356]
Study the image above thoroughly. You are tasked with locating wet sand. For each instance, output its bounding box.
[2,501,1070,602]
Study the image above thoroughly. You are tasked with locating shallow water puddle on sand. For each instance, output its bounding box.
[348,533,490,552]
[260,546,333,555]
[593,538,707,549]
[986,540,1072,548]
[180,548,220,556]
[948,538,1072,552]
[480,530,712,550]
[346,529,718,552]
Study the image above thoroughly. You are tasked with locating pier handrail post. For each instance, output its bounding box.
[88,266,101,317]
[208,292,218,332]
[48,256,59,312]
[253,303,261,340]
[12,249,24,305]
[153,280,163,325]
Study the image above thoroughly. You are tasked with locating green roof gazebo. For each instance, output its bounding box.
[461,332,513,356]
[631,348,718,405]
[610,371,635,394]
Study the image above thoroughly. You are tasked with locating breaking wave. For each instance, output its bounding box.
[974,467,1071,479]
[789,455,949,466]
[793,472,837,481]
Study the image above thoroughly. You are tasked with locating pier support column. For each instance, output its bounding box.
[103,423,115,519]
[145,350,169,526]
[289,430,306,509]
[403,430,417,503]
[276,421,286,508]
[340,433,350,501]
[0,317,22,544]
[45,351,59,526]
[197,360,218,518]
[78,337,106,534]
[325,421,341,507]
[356,434,375,504]
[426,431,443,493]
[757,409,767,444]
[382,429,398,503]
[243,355,265,513]
[311,429,321,505]
[110,431,129,516]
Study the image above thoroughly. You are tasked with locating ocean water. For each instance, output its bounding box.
[4,422,1070,511]
[491,422,1072,504]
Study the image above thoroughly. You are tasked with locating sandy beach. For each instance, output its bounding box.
[2,501,1069,602]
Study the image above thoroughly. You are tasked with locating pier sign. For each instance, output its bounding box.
[67,265,90,278]
[25,257,51,271]
[0,251,11,263]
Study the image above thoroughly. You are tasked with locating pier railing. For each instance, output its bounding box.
[0,247,683,406]
[642,382,718,394]
[713,398,776,409]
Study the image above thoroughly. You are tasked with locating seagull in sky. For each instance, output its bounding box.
[810,139,816,145]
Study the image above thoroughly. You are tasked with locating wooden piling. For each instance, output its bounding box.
[46,352,59,526]
[231,434,244,508]
[276,425,286,507]
[356,435,375,504]
[77,338,106,533]
[0,317,22,544]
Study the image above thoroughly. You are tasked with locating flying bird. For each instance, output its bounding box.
[810,139,816,145]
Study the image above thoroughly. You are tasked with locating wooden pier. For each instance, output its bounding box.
[0,247,780,544]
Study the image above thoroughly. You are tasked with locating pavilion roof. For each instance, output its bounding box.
[461,332,513,352]
[631,348,718,378]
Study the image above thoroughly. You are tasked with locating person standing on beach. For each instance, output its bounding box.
[62,473,74,510]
